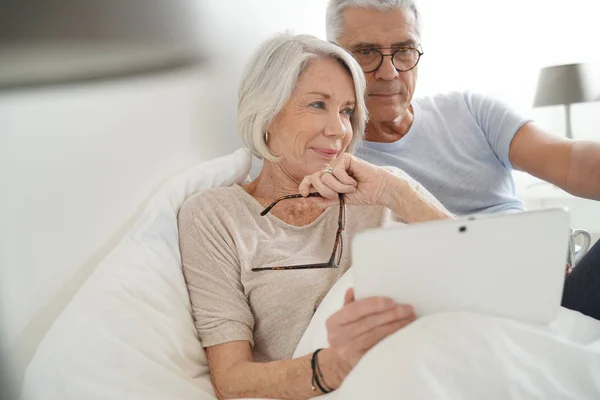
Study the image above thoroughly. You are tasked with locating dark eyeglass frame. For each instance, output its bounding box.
[251,193,345,271]
[353,45,424,73]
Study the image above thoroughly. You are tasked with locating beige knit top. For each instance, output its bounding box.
[178,180,433,361]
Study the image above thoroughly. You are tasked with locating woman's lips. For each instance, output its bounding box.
[312,148,339,158]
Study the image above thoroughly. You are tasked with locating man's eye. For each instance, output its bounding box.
[358,49,375,56]
[310,101,326,109]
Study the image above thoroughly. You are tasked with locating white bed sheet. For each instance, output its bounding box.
[296,269,600,399]
[22,147,600,400]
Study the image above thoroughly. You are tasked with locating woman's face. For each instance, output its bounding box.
[266,57,356,179]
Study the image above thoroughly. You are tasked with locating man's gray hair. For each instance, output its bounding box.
[326,0,422,43]
[238,33,367,161]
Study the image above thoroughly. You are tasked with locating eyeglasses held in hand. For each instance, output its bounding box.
[251,193,345,271]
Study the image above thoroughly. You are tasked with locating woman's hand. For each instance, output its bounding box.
[326,288,415,368]
[299,153,393,207]
[299,153,454,223]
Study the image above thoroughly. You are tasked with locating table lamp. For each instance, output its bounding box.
[532,63,596,139]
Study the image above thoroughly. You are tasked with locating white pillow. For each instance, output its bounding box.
[22,148,252,400]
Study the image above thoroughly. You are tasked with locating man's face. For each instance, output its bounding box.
[337,7,420,123]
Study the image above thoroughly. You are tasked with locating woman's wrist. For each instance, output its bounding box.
[378,169,409,210]
[380,170,451,223]
[316,348,351,391]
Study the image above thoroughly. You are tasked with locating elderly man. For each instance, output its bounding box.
[326,0,600,215]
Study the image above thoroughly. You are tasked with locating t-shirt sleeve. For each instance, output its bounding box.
[178,194,255,348]
[463,91,532,170]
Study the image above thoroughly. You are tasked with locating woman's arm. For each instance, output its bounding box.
[379,168,455,223]
[207,289,414,399]
[299,153,455,223]
[207,342,344,400]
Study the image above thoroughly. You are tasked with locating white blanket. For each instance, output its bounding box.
[23,147,600,400]
[295,269,600,399]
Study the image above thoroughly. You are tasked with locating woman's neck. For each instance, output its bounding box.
[243,161,325,226]
[245,161,302,200]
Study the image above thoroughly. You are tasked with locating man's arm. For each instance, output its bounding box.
[509,122,600,200]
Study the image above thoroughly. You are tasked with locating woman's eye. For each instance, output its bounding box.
[341,108,354,116]
[310,101,326,109]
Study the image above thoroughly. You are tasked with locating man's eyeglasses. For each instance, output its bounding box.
[251,193,345,271]
[353,45,424,73]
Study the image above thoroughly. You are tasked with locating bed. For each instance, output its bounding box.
[8,140,599,399]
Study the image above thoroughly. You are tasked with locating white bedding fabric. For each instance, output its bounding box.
[22,148,253,400]
[296,269,600,399]
[22,147,600,400]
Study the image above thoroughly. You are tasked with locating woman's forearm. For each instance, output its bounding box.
[213,348,347,400]
[381,172,454,223]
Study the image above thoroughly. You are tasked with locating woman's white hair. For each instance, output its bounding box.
[326,0,422,43]
[238,32,367,161]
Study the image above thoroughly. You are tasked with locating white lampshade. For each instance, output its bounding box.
[0,0,206,90]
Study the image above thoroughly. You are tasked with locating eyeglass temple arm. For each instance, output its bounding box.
[260,192,323,216]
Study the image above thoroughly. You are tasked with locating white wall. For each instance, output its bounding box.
[417,0,600,113]
[0,0,329,349]
[2,0,600,355]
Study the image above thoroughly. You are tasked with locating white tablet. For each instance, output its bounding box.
[352,208,571,324]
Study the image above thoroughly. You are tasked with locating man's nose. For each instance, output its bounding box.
[375,54,399,81]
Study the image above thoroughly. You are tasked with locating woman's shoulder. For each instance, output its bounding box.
[179,185,250,223]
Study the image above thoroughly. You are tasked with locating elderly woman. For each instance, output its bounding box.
[178,33,452,399]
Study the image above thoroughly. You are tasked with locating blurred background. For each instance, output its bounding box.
[1,0,599,397]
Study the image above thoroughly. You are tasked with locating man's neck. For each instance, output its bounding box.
[365,105,414,143]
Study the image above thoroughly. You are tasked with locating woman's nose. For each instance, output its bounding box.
[323,110,347,137]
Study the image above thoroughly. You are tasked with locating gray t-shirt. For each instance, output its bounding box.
[355,91,531,216]
[178,176,441,362]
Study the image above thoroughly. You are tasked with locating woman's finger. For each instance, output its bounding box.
[299,175,313,197]
[310,174,339,200]
[352,318,413,352]
[330,163,358,187]
[341,305,414,339]
[327,297,396,327]
[344,288,355,305]
[321,172,356,194]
